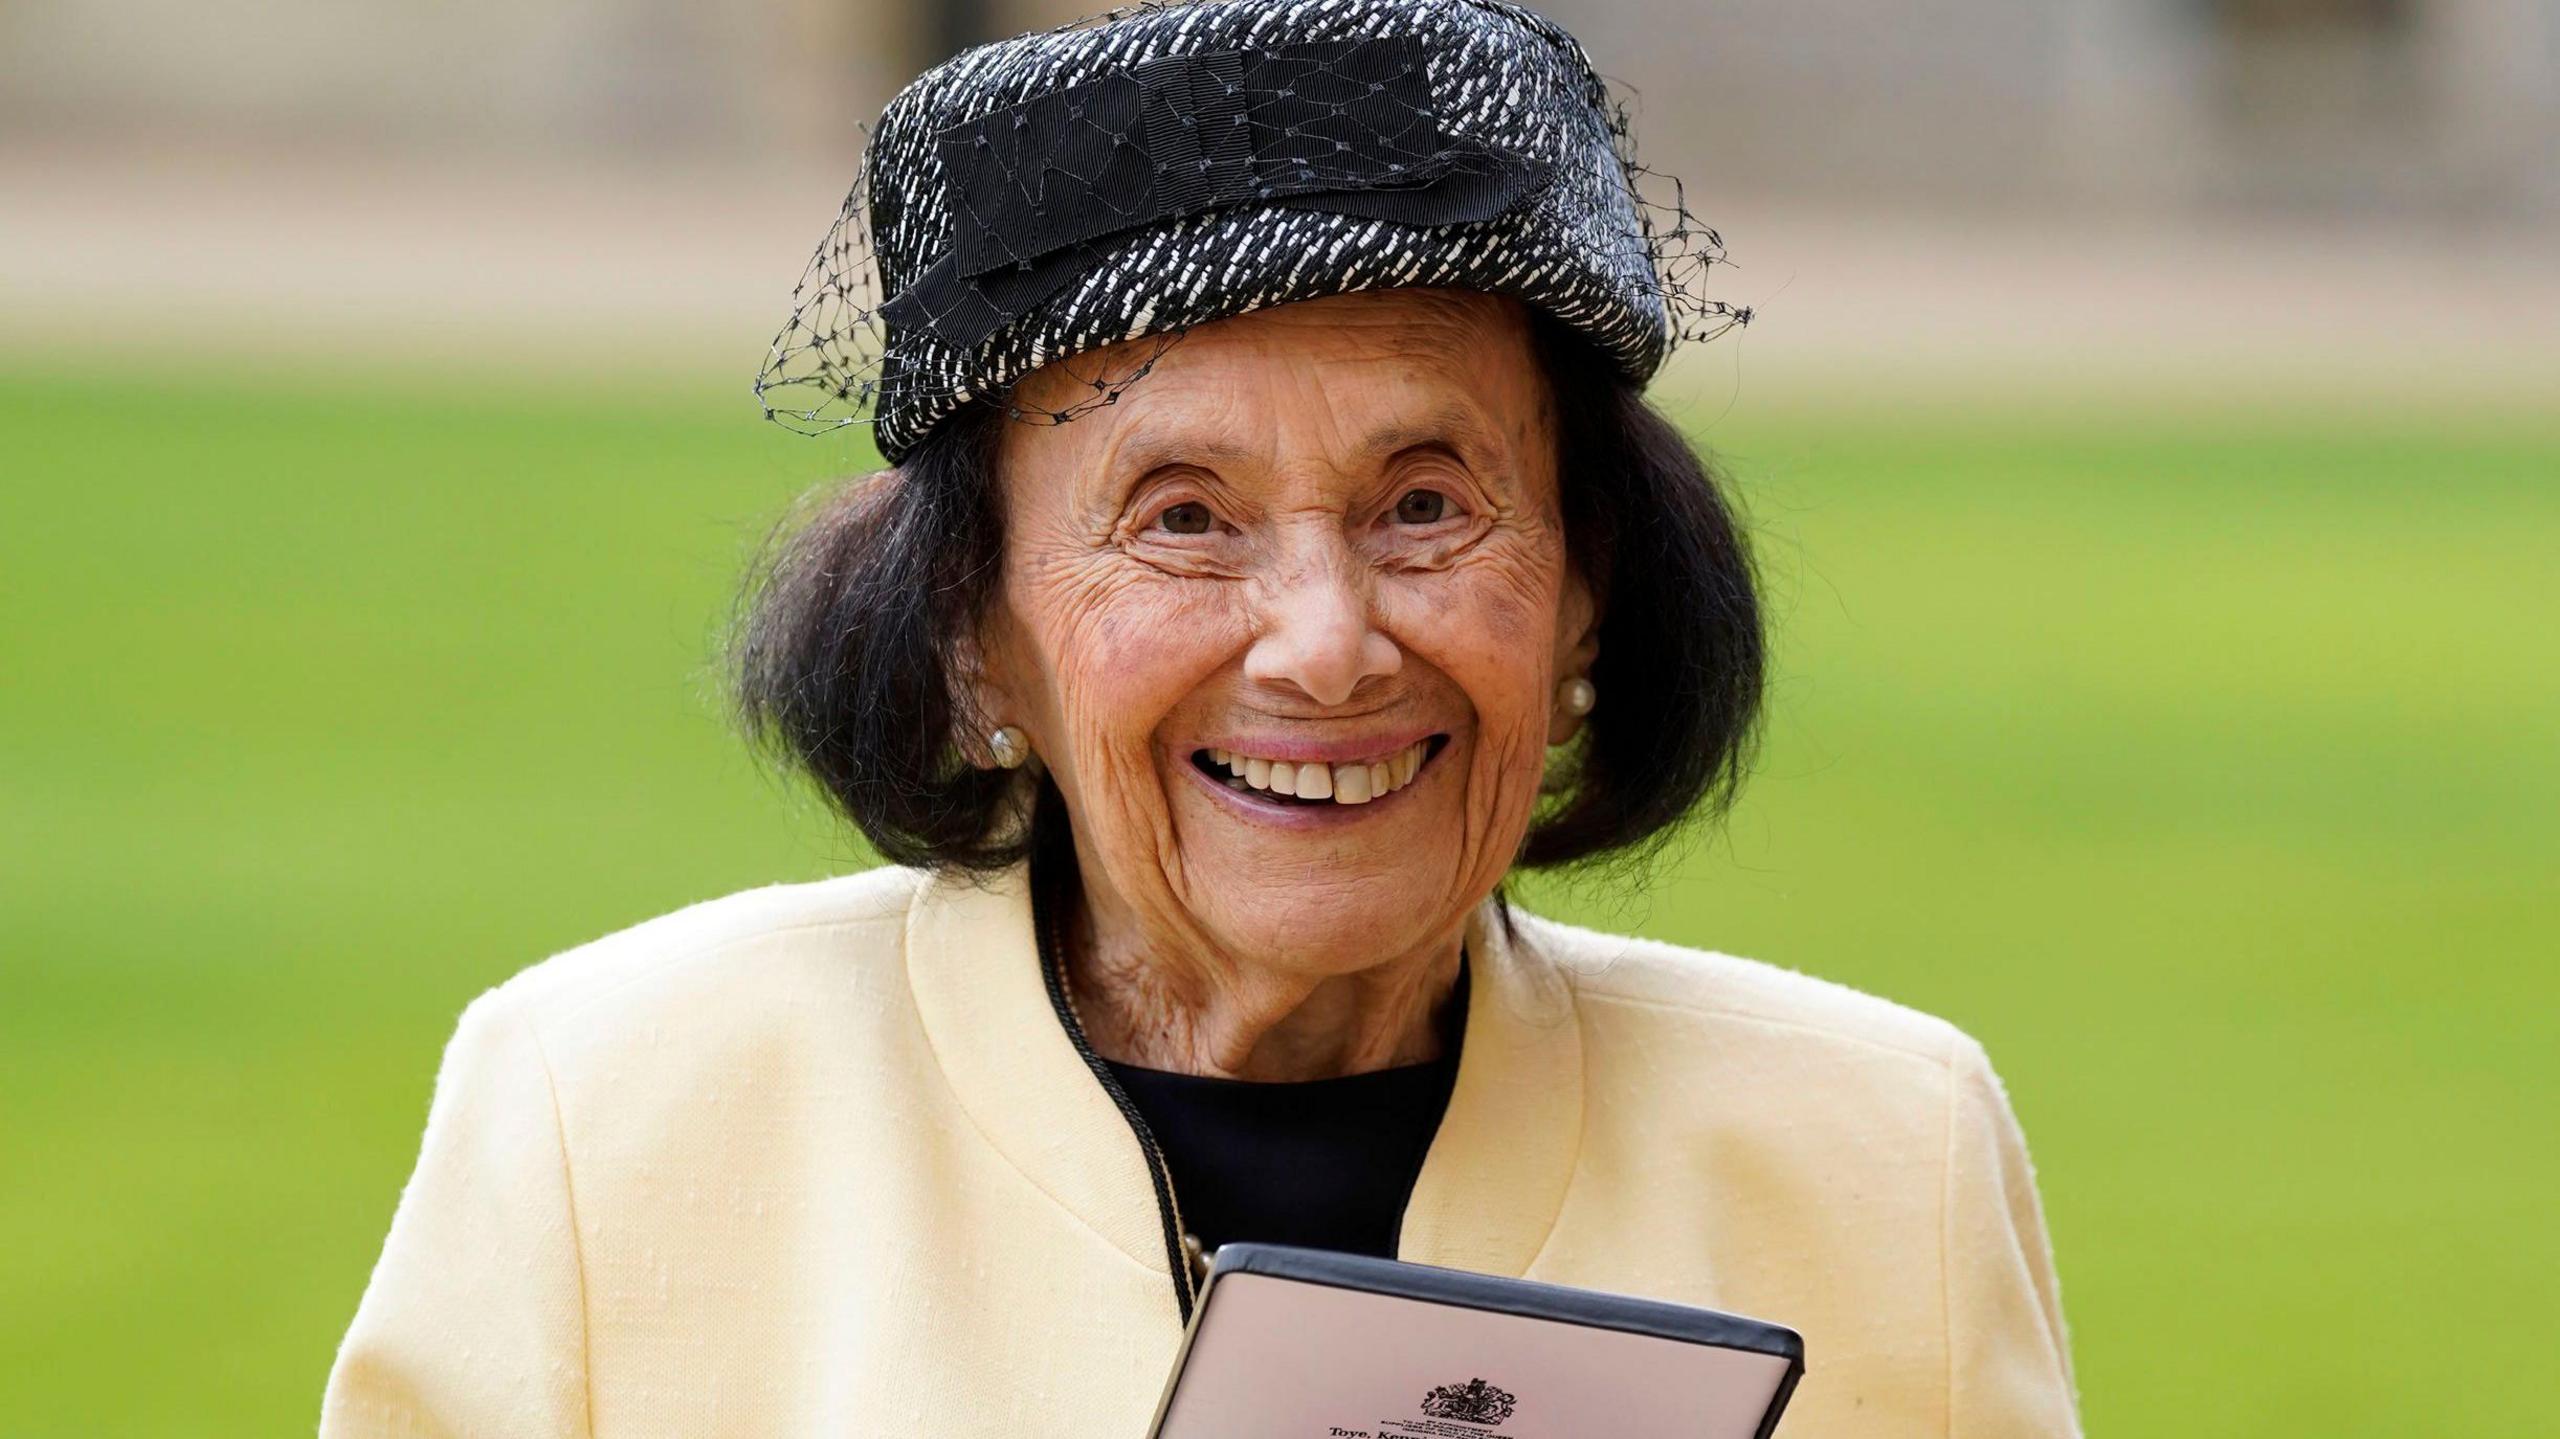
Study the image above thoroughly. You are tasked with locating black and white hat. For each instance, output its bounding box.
[758,0,1746,462]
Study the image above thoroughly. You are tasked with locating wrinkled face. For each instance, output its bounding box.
[975,289,1595,978]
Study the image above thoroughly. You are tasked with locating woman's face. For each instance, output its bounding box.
[977,289,1594,978]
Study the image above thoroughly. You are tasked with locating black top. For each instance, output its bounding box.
[1101,964,1469,1259]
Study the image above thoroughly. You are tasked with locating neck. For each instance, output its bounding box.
[1061,885,1466,1081]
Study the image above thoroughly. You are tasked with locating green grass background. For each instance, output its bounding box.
[3,360,2553,1435]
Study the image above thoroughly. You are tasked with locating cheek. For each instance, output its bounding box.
[1381,543,1562,737]
[1016,558,1242,764]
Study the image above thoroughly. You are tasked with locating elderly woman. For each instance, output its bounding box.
[324,2,2079,1435]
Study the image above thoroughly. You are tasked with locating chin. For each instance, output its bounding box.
[1198,894,1460,979]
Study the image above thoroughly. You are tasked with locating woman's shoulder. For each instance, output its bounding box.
[468,864,935,1038]
[1509,904,1978,1073]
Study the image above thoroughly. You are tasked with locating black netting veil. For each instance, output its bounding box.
[756,0,1748,461]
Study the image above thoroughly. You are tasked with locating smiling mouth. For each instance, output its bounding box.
[1189,736,1448,807]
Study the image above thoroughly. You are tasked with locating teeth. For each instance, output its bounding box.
[1336,764,1372,804]
[1205,739,1434,807]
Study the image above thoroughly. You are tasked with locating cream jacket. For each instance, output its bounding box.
[322,864,2080,1437]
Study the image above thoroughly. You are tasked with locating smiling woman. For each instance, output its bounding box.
[320,3,2081,1436]
[733,290,1765,1082]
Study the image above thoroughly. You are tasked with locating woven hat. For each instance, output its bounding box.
[758,0,1746,462]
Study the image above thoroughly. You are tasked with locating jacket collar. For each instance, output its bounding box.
[903,864,1584,1282]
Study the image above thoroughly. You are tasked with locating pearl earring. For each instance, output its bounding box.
[987,726,1031,770]
[1558,677,1596,718]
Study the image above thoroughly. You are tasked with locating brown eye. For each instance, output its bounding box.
[1393,488,1450,525]
[1157,501,1214,535]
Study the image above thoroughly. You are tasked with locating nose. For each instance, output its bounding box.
[1242,542,1401,708]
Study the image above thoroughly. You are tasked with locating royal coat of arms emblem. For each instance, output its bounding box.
[1420,1377,1517,1424]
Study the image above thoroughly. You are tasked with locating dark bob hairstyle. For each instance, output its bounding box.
[731,305,1765,873]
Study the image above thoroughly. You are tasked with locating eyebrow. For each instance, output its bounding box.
[1111,434,1262,479]
[1111,403,1501,480]
[1354,404,1502,465]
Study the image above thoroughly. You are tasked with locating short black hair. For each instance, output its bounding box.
[730,308,1764,873]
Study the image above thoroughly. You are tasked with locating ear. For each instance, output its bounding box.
[1548,562,1600,747]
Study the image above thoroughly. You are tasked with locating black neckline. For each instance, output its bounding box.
[1102,1055,1452,1086]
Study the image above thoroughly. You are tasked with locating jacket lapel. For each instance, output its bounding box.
[903,863,1177,1277]
[1397,899,1587,1276]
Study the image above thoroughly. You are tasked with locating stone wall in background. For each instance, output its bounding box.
[1,0,2551,219]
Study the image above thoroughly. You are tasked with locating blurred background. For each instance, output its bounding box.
[3,0,2554,1434]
